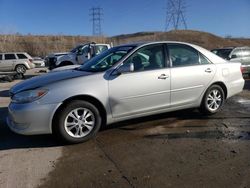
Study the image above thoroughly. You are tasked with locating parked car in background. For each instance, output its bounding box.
[45,42,111,70]
[0,52,35,74]
[211,46,250,77]
[32,57,45,67]
[7,42,244,144]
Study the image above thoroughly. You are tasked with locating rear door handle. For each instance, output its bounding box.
[205,68,212,73]
[158,74,169,80]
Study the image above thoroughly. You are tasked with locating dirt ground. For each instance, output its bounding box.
[0,69,250,188]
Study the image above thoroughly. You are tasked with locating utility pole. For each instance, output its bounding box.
[165,0,187,31]
[89,7,103,36]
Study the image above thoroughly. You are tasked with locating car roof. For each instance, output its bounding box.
[0,52,29,54]
[212,46,250,51]
[116,41,212,48]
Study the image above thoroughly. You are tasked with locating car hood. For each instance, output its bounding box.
[51,65,81,72]
[10,70,93,95]
[46,52,69,58]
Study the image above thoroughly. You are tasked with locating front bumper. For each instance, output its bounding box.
[7,102,60,135]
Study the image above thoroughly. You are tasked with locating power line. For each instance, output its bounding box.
[89,7,103,36]
[165,0,187,31]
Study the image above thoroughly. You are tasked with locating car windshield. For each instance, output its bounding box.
[78,46,135,72]
[211,49,233,59]
[70,45,84,53]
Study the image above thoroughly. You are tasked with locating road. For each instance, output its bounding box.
[0,70,250,188]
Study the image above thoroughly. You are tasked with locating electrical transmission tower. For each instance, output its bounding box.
[165,0,187,31]
[89,7,103,36]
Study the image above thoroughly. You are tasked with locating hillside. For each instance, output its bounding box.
[0,30,250,57]
[110,30,250,49]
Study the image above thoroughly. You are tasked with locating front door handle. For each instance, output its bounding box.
[158,74,169,80]
[205,68,212,73]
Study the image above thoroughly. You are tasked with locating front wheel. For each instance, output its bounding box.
[199,85,225,115]
[54,100,102,144]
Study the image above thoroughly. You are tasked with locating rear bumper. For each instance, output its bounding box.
[227,78,245,98]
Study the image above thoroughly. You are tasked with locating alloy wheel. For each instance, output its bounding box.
[206,89,222,112]
[64,108,95,138]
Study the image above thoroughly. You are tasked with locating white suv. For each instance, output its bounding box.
[0,52,35,74]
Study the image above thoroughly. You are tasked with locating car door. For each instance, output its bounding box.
[108,44,171,118]
[1,54,16,71]
[77,45,90,64]
[168,43,216,107]
[0,54,4,71]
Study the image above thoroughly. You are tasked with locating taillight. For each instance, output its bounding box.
[29,59,33,63]
[240,66,245,73]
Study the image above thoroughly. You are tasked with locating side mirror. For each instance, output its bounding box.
[116,63,134,74]
[230,54,237,59]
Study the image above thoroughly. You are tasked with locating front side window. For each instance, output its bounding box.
[4,54,16,60]
[0,54,2,60]
[168,44,200,67]
[17,54,28,59]
[77,45,89,55]
[123,44,165,72]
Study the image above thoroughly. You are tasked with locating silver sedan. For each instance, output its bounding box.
[7,42,245,143]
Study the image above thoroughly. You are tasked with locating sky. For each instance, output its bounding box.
[0,0,250,37]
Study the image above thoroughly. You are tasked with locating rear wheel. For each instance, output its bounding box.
[199,85,225,115]
[54,100,102,144]
[15,64,26,74]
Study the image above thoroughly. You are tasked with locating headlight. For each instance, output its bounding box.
[12,89,48,103]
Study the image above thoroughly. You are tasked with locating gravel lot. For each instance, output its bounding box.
[0,69,250,188]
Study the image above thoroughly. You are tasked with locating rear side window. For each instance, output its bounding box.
[0,54,2,60]
[231,49,243,58]
[4,54,16,60]
[199,53,212,64]
[168,44,200,67]
[241,49,250,57]
[17,54,28,59]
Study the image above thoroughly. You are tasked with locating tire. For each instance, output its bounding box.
[53,100,102,144]
[15,64,26,74]
[4,75,13,82]
[199,85,225,115]
[14,73,24,79]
